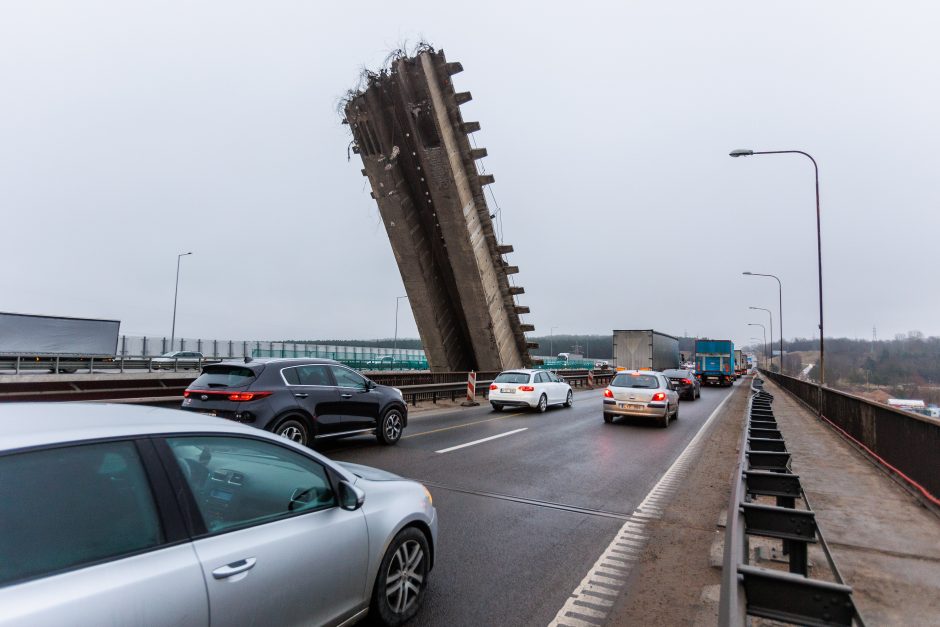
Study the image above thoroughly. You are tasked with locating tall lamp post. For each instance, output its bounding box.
[550,326,559,357]
[749,306,773,372]
[748,323,767,368]
[744,272,783,373]
[170,252,192,351]
[730,148,824,386]
[393,295,409,357]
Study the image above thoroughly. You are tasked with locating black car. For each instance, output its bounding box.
[662,368,701,401]
[180,358,408,447]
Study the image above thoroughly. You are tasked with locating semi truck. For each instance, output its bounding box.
[0,312,120,372]
[694,339,735,386]
[734,349,746,377]
[612,330,680,371]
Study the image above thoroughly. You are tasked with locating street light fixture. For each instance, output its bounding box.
[749,306,773,371]
[744,272,784,373]
[748,323,767,368]
[393,295,409,356]
[170,252,192,351]
[730,148,824,387]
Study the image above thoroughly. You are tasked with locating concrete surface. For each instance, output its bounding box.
[763,377,940,626]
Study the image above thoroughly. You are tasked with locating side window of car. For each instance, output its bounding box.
[166,436,336,534]
[281,366,301,385]
[0,441,164,586]
[331,366,367,389]
[297,365,333,386]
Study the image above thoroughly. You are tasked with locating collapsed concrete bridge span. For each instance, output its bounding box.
[343,48,534,372]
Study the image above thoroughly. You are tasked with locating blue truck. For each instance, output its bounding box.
[694,339,735,386]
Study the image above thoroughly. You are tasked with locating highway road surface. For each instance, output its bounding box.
[315,380,742,626]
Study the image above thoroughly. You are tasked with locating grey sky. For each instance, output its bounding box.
[2,1,938,349]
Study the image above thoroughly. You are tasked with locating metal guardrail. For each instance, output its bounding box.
[0,368,616,405]
[760,370,940,505]
[719,376,863,626]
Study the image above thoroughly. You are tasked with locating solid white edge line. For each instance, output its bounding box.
[548,386,739,626]
[435,427,528,453]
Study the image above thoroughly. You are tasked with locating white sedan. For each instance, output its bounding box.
[488,369,573,413]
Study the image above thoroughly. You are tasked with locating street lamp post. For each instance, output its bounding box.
[550,326,559,357]
[749,306,773,372]
[748,323,767,368]
[730,149,824,387]
[744,272,784,373]
[170,252,192,351]
[393,295,409,357]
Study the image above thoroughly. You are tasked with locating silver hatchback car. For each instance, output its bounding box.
[0,403,437,627]
[602,370,680,428]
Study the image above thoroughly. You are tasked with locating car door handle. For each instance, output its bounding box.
[294,393,308,398]
[340,393,353,399]
[212,557,257,579]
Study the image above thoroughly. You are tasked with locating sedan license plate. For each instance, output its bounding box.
[500,388,515,393]
[619,402,644,410]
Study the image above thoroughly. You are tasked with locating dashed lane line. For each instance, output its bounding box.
[434,427,528,453]
[548,389,737,627]
[403,412,526,439]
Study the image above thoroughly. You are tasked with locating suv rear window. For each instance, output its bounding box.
[191,365,256,389]
[611,374,659,388]
[494,372,531,384]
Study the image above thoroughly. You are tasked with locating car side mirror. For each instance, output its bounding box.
[338,480,366,511]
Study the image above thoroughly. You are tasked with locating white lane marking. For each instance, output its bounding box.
[548,389,737,627]
[434,427,528,453]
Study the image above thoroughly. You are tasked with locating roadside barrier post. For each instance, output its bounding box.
[587,370,595,389]
[462,370,480,407]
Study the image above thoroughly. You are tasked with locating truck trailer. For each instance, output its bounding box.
[612,330,680,371]
[694,339,735,386]
[734,349,745,376]
[0,311,120,372]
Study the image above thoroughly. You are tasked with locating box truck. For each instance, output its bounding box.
[612,330,680,371]
[0,312,120,372]
[694,339,735,386]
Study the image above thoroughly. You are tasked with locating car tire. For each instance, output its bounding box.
[491,403,503,412]
[673,405,679,420]
[371,526,430,626]
[564,390,573,408]
[659,409,670,428]
[376,407,405,445]
[603,412,613,424]
[536,394,547,413]
[273,416,309,446]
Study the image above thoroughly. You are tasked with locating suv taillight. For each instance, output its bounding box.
[519,385,535,392]
[682,378,692,385]
[603,388,614,398]
[490,384,498,390]
[652,392,666,401]
[228,391,273,402]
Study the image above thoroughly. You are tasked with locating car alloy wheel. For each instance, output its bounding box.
[537,395,547,413]
[377,409,404,445]
[564,390,573,408]
[274,418,308,446]
[372,527,430,625]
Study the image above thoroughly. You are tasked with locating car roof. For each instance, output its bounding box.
[498,369,539,374]
[0,402,276,453]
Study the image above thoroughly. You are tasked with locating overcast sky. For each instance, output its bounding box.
[2,1,938,348]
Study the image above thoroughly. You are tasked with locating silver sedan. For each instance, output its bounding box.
[0,403,437,627]
[602,370,680,428]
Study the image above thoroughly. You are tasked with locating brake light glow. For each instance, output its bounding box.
[490,384,498,390]
[682,378,692,385]
[651,392,666,401]
[519,385,535,392]
[227,391,273,402]
[603,388,614,398]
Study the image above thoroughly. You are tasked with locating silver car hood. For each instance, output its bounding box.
[336,461,406,482]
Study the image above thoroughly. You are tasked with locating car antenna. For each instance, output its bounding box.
[244,356,253,363]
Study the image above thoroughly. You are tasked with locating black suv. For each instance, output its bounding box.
[180,358,408,447]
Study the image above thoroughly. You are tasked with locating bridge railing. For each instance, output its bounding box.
[719,377,863,626]
[760,370,940,504]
